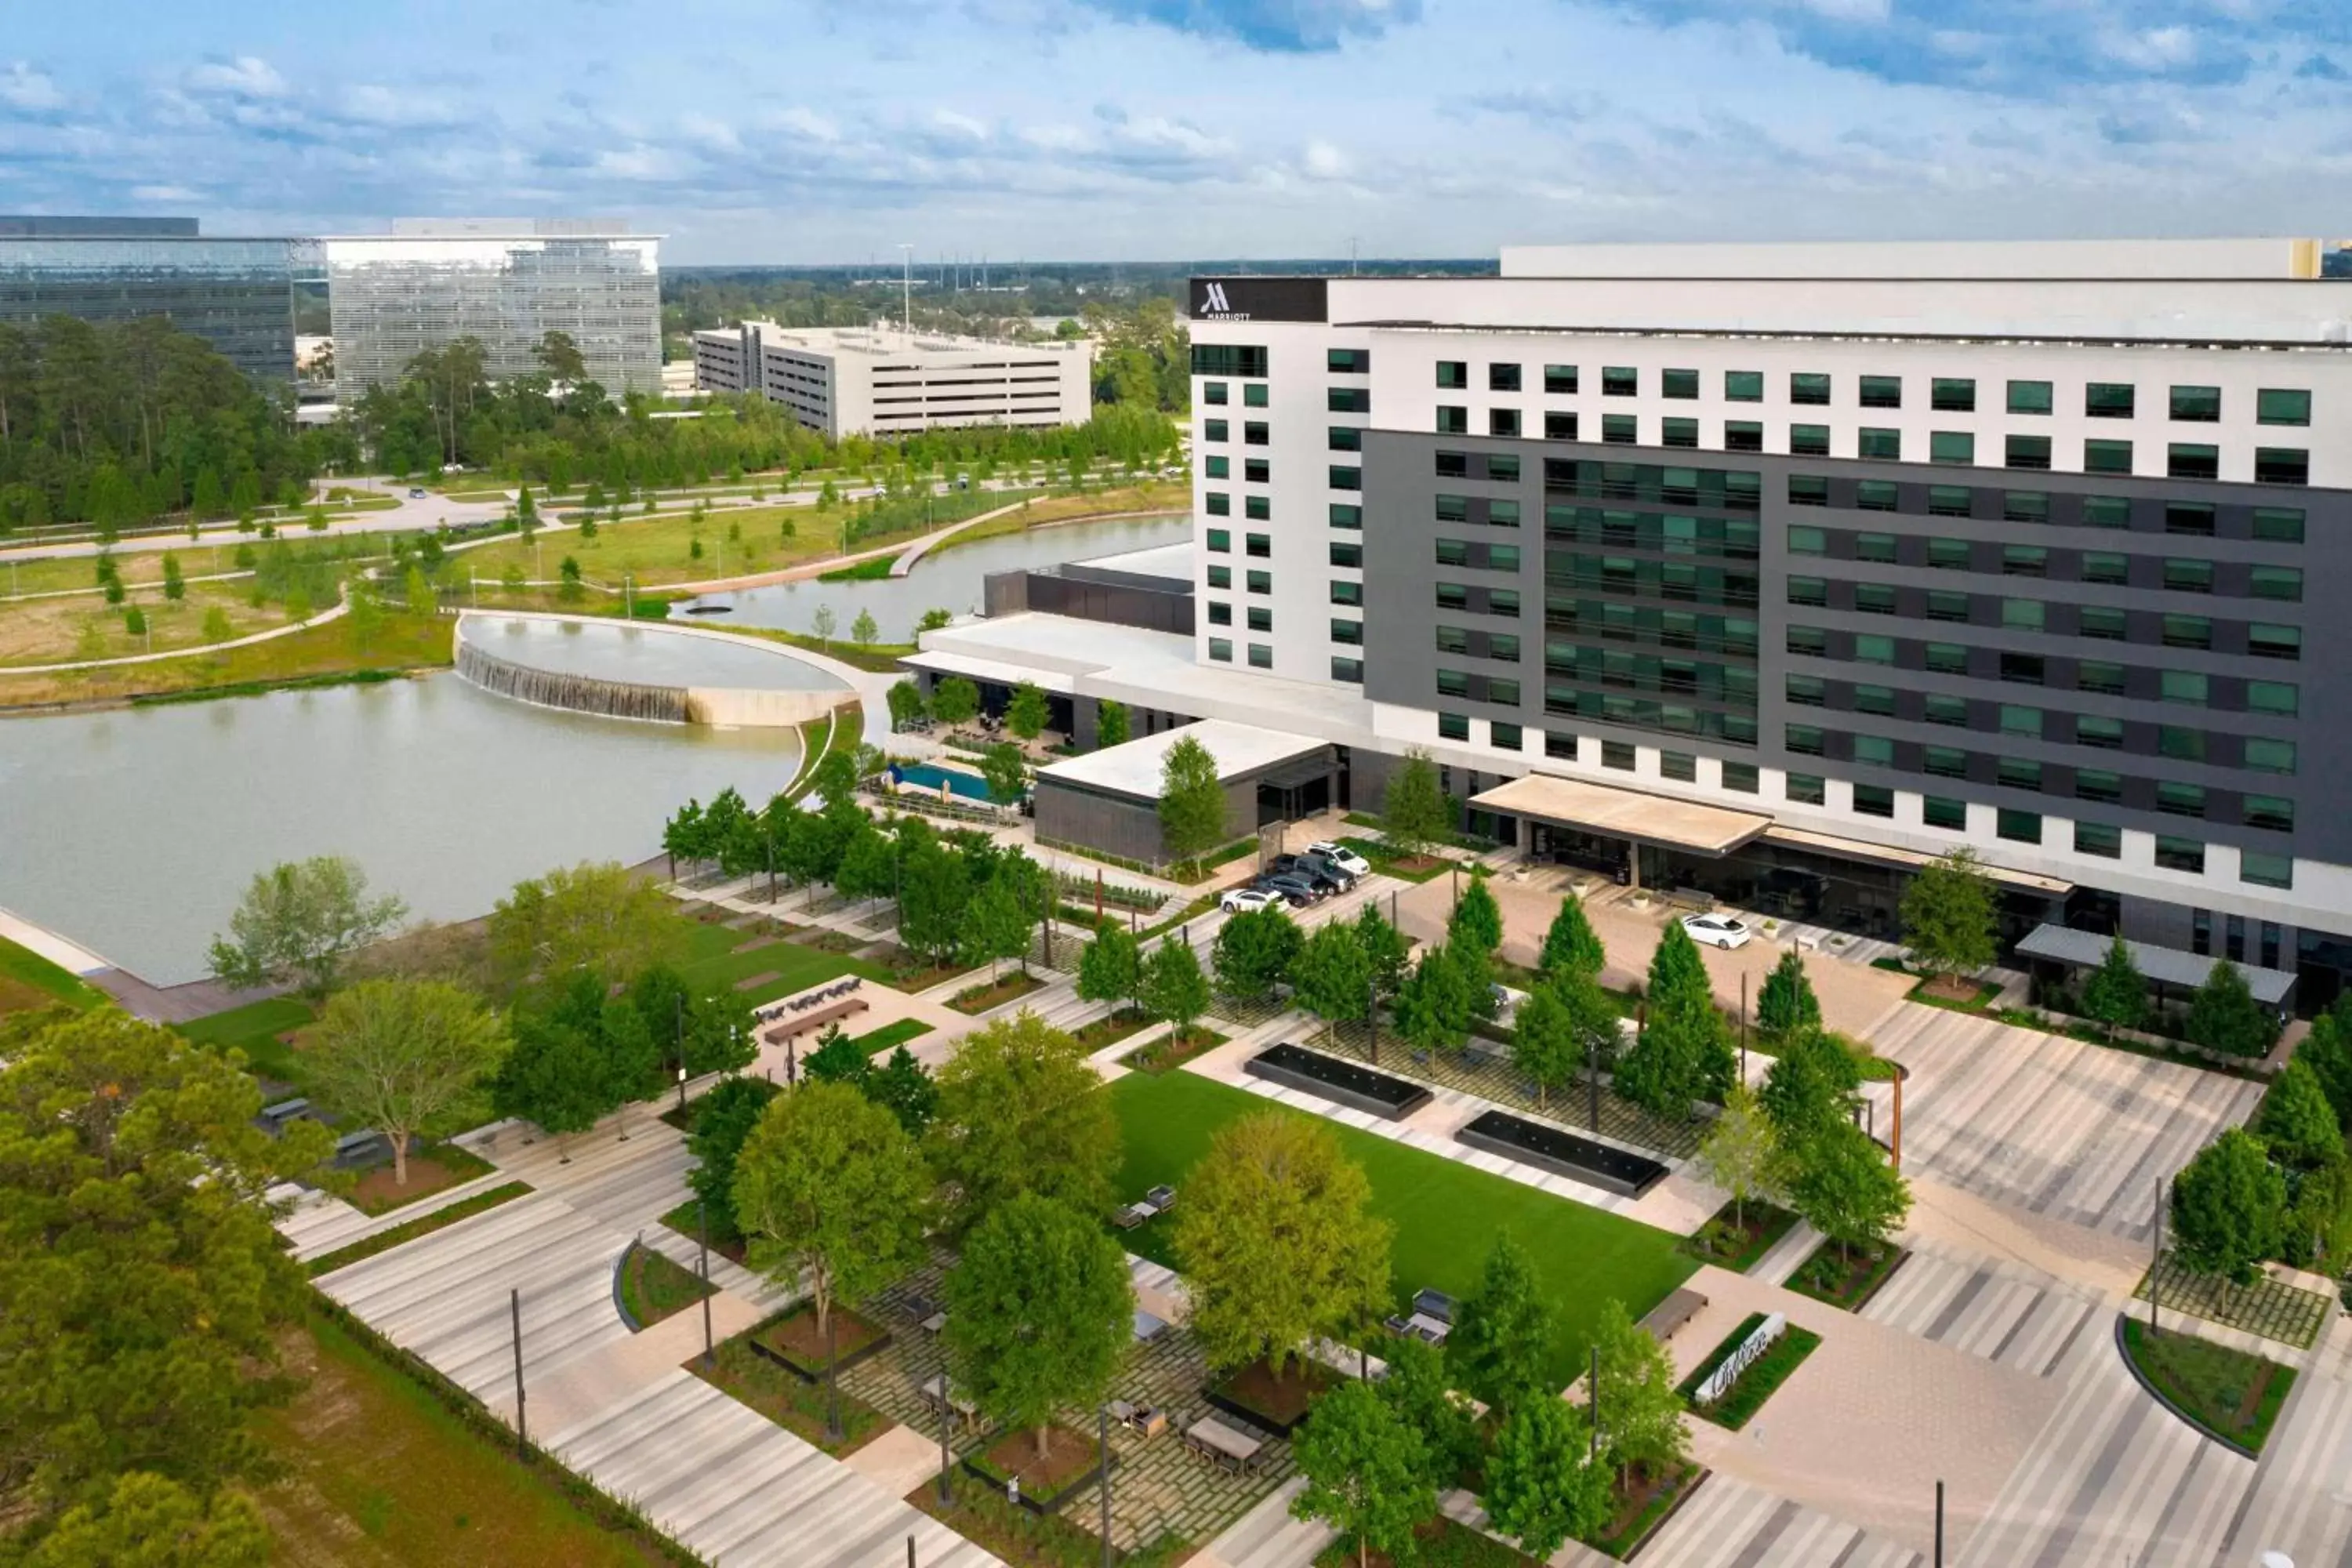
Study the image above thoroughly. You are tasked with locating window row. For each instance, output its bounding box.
[1782,681,2296,773]
[1788,554,2299,602]
[1433,713,1525,750]
[1544,646,1759,709]
[1544,599,1761,657]
[1541,459,1762,512]
[1779,648,2294,714]
[1203,638,1276,668]
[1546,553,1760,608]
[1546,506,1759,559]
[1202,489,1271,517]
[1200,419,1269,444]
[1784,596,2300,657]
[1541,688,1759,746]
[1787,486,2306,540]
[1203,601,1276,633]
[1203,565,1273,593]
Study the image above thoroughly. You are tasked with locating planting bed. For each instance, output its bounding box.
[1244,1042,1432,1120]
[1204,1354,1343,1437]
[1455,1109,1670,1198]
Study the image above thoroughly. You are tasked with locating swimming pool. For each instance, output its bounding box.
[892,762,999,802]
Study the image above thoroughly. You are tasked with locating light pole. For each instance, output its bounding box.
[510,1288,528,1460]
[898,243,914,336]
[675,1063,688,1119]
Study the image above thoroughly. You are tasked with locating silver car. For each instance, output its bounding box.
[1681,913,1751,950]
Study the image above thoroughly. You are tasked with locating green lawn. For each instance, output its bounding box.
[176,995,318,1083]
[0,934,107,1013]
[670,914,891,1007]
[1108,1071,1695,1385]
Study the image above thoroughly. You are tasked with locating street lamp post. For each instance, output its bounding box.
[675,1064,688,1118]
[698,1199,714,1367]
[1098,1403,1114,1568]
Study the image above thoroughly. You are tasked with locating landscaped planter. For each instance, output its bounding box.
[746,1303,893,1384]
[1244,1042,1432,1120]
[960,1424,1116,1515]
[1204,1354,1343,1437]
[1455,1109,1670,1198]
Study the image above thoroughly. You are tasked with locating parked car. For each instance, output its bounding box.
[1220,887,1280,915]
[1305,841,1372,878]
[406,487,428,499]
[1257,873,1324,907]
[1265,853,1343,893]
[1681,912,1752,950]
[1301,853,1359,891]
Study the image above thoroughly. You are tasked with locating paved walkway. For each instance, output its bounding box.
[1642,1474,1926,1568]
[1860,1239,2106,1379]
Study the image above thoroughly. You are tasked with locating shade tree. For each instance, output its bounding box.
[2078,933,2147,1040]
[943,1194,1134,1459]
[1289,1379,1434,1568]
[1447,1232,1556,1422]
[1380,749,1447,860]
[305,978,510,1187]
[1157,734,1226,866]
[927,1011,1120,1233]
[2170,1127,2286,1286]
[1213,902,1303,1006]
[205,855,408,1000]
[1483,1395,1614,1561]
[1899,848,1998,984]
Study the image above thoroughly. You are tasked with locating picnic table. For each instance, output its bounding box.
[918,1374,983,1432]
[1183,1415,1264,1474]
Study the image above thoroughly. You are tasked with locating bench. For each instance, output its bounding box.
[1664,887,1715,914]
[760,996,869,1049]
[1184,1415,1264,1474]
[332,1129,390,1169]
[1412,1288,1458,1324]
[1637,1287,1711,1345]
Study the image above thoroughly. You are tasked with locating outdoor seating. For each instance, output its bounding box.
[1113,1203,1153,1229]
[1109,1399,1168,1438]
[1412,1288,1457,1323]
[1145,1184,1176,1210]
[1637,1287,1710,1345]
[1183,1415,1264,1474]
[1131,1308,1168,1343]
[919,1374,983,1433]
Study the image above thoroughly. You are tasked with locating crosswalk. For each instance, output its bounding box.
[1861,1244,2105,1378]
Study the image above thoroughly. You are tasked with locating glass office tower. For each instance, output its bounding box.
[0,216,296,382]
[322,220,662,402]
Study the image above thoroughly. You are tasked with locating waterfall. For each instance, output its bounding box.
[454,639,691,724]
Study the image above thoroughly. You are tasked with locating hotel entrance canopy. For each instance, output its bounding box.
[1469,774,1771,857]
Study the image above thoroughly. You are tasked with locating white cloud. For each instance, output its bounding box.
[1302,138,1348,178]
[129,183,203,202]
[1022,123,1092,151]
[1795,0,1891,21]
[2103,25,2201,71]
[680,113,742,152]
[774,106,840,143]
[0,62,66,113]
[185,55,288,98]
[340,84,467,129]
[931,107,989,140]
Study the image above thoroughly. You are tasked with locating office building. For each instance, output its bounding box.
[906,238,2352,1008]
[692,323,1092,438]
[0,215,296,380]
[321,219,661,401]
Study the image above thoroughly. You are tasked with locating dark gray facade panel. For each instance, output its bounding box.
[984,568,1193,635]
[1035,780,1169,863]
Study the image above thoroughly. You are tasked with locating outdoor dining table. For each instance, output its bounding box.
[918,1374,982,1431]
[1183,1414,1264,1473]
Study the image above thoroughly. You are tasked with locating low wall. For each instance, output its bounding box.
[453,613,854,729]
[684,687,846,727]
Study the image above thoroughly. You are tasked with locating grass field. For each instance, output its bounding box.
[670,913,894,1007]
[0,934,108,1014]
[1108,1071,1694,1383]
[176,996,320,1085]
[253,1311,673,1566]
[0,579,292,668]
[0,612,452,708]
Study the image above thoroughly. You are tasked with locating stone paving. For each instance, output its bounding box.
[1861,1003,2263,1241]
[1640,1474,1926,1568]
[2133,1254,2335,1349]
[1860,1240,2106,1377]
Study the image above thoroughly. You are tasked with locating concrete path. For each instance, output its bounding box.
[2,597,347,673]
[1860,1240,2107,1380]
[1642,1474,1925,1568]
[886,499,1028,576]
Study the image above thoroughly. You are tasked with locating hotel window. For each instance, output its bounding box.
[2007,435,2053,470]
[1930,432,1975,466]
[1203,382,1228,405]
[2161,558,2212,594]
[1791,372,1831,405]
[2158,781,2207,817]
[2085,439,2133,474]
[1207,564,1231,589]
[1786,673,1826,706]
[1490,633,1522,659]
[2258,389,2311,426]
[1854,584,1897,615]
[1788,626,1828,655]
[1490,362,1523,392]
[1207,528,1230,553]
[1932,378,1977,412]
[1208,637,1232,662]
[2168,444,2220,481]
[1789,474,1830,506]
[1204,419,1229,441]
[1246,495,1271,521]
[2246,793,2296,829]
[2154,836,2206,874]
[1437,406,1469,434]
[1492,721,1523,751]
[1328,466,1361,490]
[1857,532,1898,563]
[1436,360,1468,389]
[1331,656,1363,684]
[1207,601,1231,626]
[1207,492,1230,516]
[1718,370,1763,402]
[1930,485,1973,517]
[1331,580,1363,606]
[2252,506,2305,543]
[1596,740,1634,771]
[1435,583,1467,610]
[1329,426,1363,452]
[2082,496,2131,528]
[1331,618,1362,644]
[2246,738,2298,775]
[1927,590,1971,622]
[1329,542,1363,568]
[1785,772,1826,805]
[1663,368,1700,400]
[1489,544,1522,571]
[1544,412,1579,441]
[1328,347,1371,374]
[2165,502,2213,535]
[1546,731,1581,761]
[2002,545,2047,576]
[2000,704,2043,739]
[1436,539,1469,567]
[1247,571,1272,593]
[1247,606,1272,633]
[2075,822,2122,858]
[1998,809,2043,844]
[1544,364,1579,394]
[1928,537,1969,570]
[2250,565,2303,601]
[1246,459,1270,483]
[1860,375,1903,408]
[2082,552,2127,586]
[1784,723,1824,756]
[2162,614,2212,650]
[2080,606,2127,640]
[1723,760,1760,793]
[1246,532,1271,557]
[1787,524,1827,556]
[1787,575,1828,607]
[2086,383,2136,419]
[1791,424,1830,456]
[2243,851,2293,890]
[1859,428,1902,460]
[1244,383,1267,407]
[1661,750,1697,781]
[1854,735,1895,767]
[1438,712,1469,741]
[1602,366,1639,397]
[2077,715,2123,749]
[1489,499,1522,528]
[1924,796,1968,831]
[2249,622,2301,659]
[1662,417,1699,448]
[1248,644,1272,669]
[1924,695,1969,729]
[2256,448,2310,486]
[2170,385,2221,423]
[2249,680,2299,716]
[1490,588,1522,615]
[1490,408,1522,438]
[1436,494,1470,523]
[1205,456,1229,478]
[1854,783,1895,818]
[1858,479,1899,510]
[1244,420,1269,445]
[1330,503,1363,529]
[1488,677,1522,704]
[2076,768,2122,804]
[1489,455,1521,481]
[2008,379,2053,415]
[1602,414,1638,444]
[1924,744,1968,778]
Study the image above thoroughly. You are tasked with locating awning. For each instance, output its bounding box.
[1762,825,2073,897]
[902,648,1077,696]
[2016,923,2295,1006]
[1470,774,1770,856]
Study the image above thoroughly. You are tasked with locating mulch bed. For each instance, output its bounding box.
[964,1422,1107,1510]
[1126,1025,1226,1076]
[1679,1200,1800,1274]
[1586,1462,1704,1560]
[950,971,1047,1014]
[754,1302,890,1379]
[731,970,782,993]
[1787,1240,1907,1312]
[347,1145,494,1216]
[1207,1355,1342,1436]
[1073,1008,1155,1051]
[1316,1517,1538,1567]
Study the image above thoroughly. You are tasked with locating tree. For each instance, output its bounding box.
[1394,939,1479,1058]
[1142,935,1211,1040]
[945,1194,1134,1459]
[1156,733,1225,866]
[1449,871,1503,956]
[732,1082,931,1427]
[1077,920,1143,1014]
[1755,948,1821,1044]
[1094,698,1130,750]
[1787,1117,1911,1265]
[306,979,509,1187]
[2170,1127,2287,1286]
[490,982,633,1145]
[2076,933,2146,1040]
[811,605,837,647]
[931,675,980,727]
[1512,982,1584,1112]
[345,580,386,652]
[1376,1334,1480,1486]
[202,605,232,641]
[1900,848,1998,984]
[1381,750,1448,861]
[123,604,147,637]
[928,1011,1120,1232]
[850,608,880,647]
[1291,919,1374,1044]
[684,1076,773,1240]
[1173,1110,1392,1379]
[206,855,408,1000]
[403,563,436,618]
[2187,960,2281,1058]
[896,839,972,967]
[1214,902,1303,1006]
[803,1022,871,1087]
[1693,1081,1780,1233]
[19,1470,270,1567]
[1645,918,1712,1014]
[0,1012,331,1533]
[1354,903,1413,1000]
[960,873,1034,979]
[2257,1060,2344,1168]
[1290,1379,1435,1568]
[915,605,953,635]
[979,740,1028,807]
[1483,1395,1613,1560]
[885,678,927,731]
[486,861,678,994]
[1540,893,1605,982]
[1759,1028,1863,1148]
[629,964,754,1079]
[867,1045,938,1136]
[161,552,186,601]
[1005,680,1050,740]
[1592,1296,1690,1486]
[1448,1232,1556,1421]
[2299,1006,2352,1131]
[1614,995,1732,1121]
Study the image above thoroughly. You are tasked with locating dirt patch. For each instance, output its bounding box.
[1210,1355,1341,1431]
[1918,974,1981,1003]
[978,1422,1100,1494]
[730,935,781,955]
[0,975,56,1015]
[759,1303,887,1374]
[949,971,1047,1014]
[347,1151,481,1215]
[731,969,782,993]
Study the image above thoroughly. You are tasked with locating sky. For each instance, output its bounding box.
[1,0,2347,265]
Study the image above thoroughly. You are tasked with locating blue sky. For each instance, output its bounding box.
[1,0,2345,263]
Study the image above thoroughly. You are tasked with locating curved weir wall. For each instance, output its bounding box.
[455,639,691,724]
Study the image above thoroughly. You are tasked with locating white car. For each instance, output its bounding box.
[1305,841,1372,878]
[1220,887,1280,915]
[1681,913,1752,950]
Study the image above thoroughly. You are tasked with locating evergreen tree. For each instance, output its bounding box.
[1646,919,1712,1014]
[1786,1117,1911,1265]
[1539,893,1606,981]
[1449,871,1503,955]
[2170,1127,2286,1286]
[2078,932,2147,1040]
[1291,918,1374,1044]
[1448,1232,1556,1421]
[2187,960,2281,1058]
[2256,1060,2344,1168]
[1755,948,1820,1043]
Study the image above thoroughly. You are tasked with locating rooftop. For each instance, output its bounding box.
[1037,719,1327,799]
[2016,923,2294,1006]
[701,323,1087,361]
[1065,540,1193,584]
[1469,773,1770,857]
[1497,238,2342,283]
